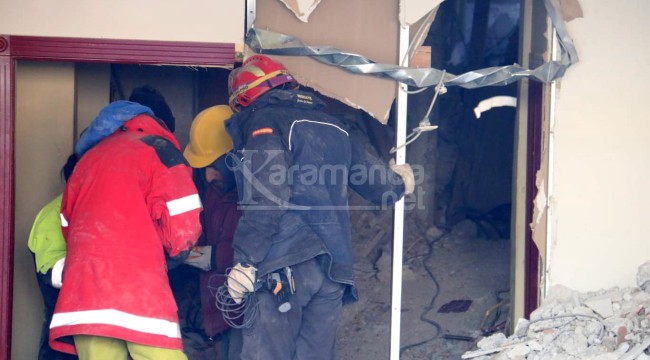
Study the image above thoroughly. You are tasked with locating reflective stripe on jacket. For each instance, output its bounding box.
[50,114,202,354]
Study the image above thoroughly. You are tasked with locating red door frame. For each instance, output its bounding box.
[0,35,235,358]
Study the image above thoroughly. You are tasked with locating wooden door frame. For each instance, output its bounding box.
[0,35,235,358]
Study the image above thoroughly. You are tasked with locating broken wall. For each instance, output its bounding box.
[551,1,650,292]
[253,0,400,123]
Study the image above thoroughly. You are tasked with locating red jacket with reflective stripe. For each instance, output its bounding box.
[50,115,202,354]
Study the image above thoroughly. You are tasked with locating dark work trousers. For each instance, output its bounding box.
[240,257,345,360]
[227,328,243,360]
[35,272,78,360]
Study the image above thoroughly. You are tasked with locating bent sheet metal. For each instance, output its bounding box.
[246,0,578,90]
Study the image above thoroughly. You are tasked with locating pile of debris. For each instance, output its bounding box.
[462,261,650,360]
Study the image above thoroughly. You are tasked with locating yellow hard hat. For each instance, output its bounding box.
[183,105,234,168]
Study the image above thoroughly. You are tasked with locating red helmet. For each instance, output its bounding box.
[228,55,297,111]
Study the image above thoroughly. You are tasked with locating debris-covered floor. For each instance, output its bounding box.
[173,159,650,360]
[336,193,512,360]
[172,190,514,360]
[461,262,650,360]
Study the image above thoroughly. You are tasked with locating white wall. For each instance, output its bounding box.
[0,0,244,44]
[550,1,650,292]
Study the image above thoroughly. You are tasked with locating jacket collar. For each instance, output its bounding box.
[122,114,181,149]
[250,89,326,111]
[225,89,326,145]
[75,100,156,156]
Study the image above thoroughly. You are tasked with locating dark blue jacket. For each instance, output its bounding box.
[225,89,405,303]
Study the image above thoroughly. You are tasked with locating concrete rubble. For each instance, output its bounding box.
[462,260,650,360]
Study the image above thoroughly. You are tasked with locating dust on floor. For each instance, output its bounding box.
[175,200,512,360]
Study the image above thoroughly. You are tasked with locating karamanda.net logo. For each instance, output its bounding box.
[225,150,427,211]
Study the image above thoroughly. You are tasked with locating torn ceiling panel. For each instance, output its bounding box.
[559,0,584,22]
[407,6,440,67]
[254,0,401,123]
[278,0,443,27]
[400,0,444,26]
[278,0,322,23]
[249,0,578,103]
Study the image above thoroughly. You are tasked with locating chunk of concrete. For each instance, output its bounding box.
[637,260,650,292]
[584,295,614,318]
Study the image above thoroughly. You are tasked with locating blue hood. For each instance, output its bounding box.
[75,101,155,156]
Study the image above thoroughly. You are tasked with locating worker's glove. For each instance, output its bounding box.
[390,161,415,195]
[183,246,213,272]
[227,263,257,304]
[51,257,65,289]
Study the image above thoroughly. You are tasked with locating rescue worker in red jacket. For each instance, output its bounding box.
[49,95,202,359]
[182,105,242,359]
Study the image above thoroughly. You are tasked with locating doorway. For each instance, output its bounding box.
[0,35,234,360]
[336,1,524,358]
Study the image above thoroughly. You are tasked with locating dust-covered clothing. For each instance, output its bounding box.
[239,257,344,360]
[50,112,202,355]
[225,88,405,359]
[225,88,405,301]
